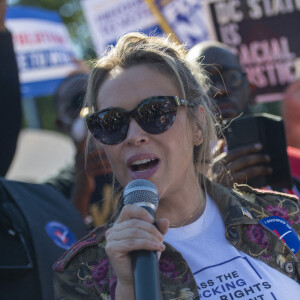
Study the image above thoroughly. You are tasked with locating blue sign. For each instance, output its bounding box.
[6,6,76,98]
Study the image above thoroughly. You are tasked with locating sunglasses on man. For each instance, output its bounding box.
[207,67,247,90]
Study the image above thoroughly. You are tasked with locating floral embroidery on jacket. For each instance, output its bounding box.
[90,258,110,290]
[265,203,289,219]
[245,225,272,261]
[265,202,300,225]
[78,258,114,292]
[291,215,300,225]
[246,225,268,248]
[159,257,180,281]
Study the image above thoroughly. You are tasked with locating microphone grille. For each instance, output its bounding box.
[123,179,159,211]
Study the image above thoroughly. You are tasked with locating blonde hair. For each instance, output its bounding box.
[85,32,220,183]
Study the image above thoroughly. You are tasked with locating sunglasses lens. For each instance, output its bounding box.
[86,97,179,145]
[137,98,177,134]
[87,109,128,144]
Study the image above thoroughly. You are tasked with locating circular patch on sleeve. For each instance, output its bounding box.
[45,221,77,250]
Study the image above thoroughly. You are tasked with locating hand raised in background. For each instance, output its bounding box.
[214,139,272,186]
[0,0,6,30]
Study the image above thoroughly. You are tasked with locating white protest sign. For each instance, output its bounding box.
[145,0,210,48]
[81,0,162,56]
[6,6,77,98]
[205,0,300,103]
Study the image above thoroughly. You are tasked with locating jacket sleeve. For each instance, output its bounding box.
[54,269,101,300]
[53,226,113,299]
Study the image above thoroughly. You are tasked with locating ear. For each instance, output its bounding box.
[193,106,206,146]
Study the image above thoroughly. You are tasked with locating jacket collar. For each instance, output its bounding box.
[205,179,259,227]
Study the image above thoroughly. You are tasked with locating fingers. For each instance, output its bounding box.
[106,228,165,254]
[116,204,154,224]
[105,205,168,285]
[221,143,274,185]
[231,165,272,184]
[106,205,166,256]
[225,143,263,163]
[228,153,271,173]
[227,152,272,184]
[108,224,163,244]
[111,219,164,243]
[156,218,170,235]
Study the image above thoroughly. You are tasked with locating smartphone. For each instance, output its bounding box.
[223,113,292,189]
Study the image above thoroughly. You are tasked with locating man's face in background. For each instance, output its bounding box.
[54,73,89,144]
[187,44,254,120]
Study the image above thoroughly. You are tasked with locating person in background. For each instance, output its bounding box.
[0,0,22,176]
[188,41,254,121]
[54,32,300,299]
[282,79,300,182]
[186,41,273,186]
[186,40,300,196]
[46,69,118,227]
[0,2,86,299]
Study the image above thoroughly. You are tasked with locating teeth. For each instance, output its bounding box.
[132,158,154,166]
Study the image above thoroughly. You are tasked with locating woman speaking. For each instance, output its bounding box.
[54,32,300,299]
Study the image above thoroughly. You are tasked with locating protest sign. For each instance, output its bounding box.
[145,0,210,48]
[6,6,77,98]
[81,0,163,56]
[205,0,300,103]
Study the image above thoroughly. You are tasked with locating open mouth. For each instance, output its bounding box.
[131,158,159,172]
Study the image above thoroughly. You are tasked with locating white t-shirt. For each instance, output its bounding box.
[164,195,300,299]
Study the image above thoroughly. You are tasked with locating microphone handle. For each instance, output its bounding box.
[131,206,162,300]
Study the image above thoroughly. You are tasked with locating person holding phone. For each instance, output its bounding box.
[187,41,298,193]
[54,32,300,299]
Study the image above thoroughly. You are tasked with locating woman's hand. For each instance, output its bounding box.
[105,204,169,297]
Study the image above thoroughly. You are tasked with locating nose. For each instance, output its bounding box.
[125,118,149,145]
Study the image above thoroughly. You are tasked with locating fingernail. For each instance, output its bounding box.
[264,155,271,162]
[148,215,155,223]
[158,234,164,242]
[268,167,273,174]
[159,243,166,251]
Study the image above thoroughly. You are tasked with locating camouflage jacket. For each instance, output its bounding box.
[53,181,300,299]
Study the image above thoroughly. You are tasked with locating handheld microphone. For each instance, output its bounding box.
[123,179,161,300]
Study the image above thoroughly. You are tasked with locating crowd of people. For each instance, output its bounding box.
[186,40,300,196]
[1,0,300,299]
[0,2,87,299]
